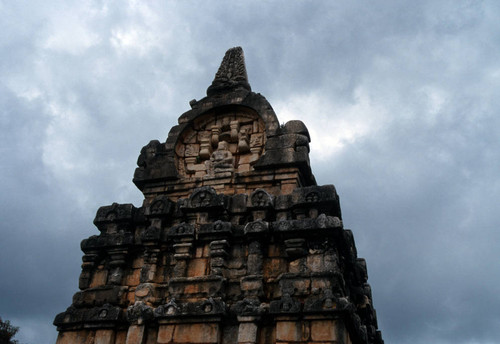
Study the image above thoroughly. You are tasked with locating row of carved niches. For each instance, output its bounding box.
[81,186,341,253]
[175,108,266,179]
[138,185,343,239]
[139,185,342,226]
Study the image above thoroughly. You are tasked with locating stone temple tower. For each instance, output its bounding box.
[54,47,383,344]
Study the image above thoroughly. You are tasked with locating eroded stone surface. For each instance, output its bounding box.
[54,47,383,344]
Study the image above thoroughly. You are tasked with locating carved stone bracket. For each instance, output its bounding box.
[127,301,154,325]
[231,298,266,317]
[167,223,195,242]
[199,220,233,241]
[54,303,123,330]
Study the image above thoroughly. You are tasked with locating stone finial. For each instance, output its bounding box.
[207,47,251,96]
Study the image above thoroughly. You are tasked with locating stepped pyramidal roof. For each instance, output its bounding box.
[54,47,384,344]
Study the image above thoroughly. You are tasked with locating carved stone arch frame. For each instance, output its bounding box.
[170,96,280,179]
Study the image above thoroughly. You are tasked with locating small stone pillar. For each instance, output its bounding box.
[237,316,260,344]
[107,248,128,285]
[79,250,98,289]
[173,242,193,277]
[209,239,229,276]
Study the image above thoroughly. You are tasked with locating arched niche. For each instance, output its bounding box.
[174,105,266,179]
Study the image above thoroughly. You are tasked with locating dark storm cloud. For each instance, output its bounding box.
[312,62,500,343]
[1,1,499,343]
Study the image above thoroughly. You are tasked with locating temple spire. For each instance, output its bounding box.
[206,47,251,96]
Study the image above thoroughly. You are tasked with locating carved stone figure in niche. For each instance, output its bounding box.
[249,133,263,163]
[238,128,250,153]
[213,141,234,169]
[206,141,234,176]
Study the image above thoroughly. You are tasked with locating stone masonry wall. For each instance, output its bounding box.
[54,47,383,344]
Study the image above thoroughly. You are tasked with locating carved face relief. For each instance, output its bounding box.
[175,108,266,179]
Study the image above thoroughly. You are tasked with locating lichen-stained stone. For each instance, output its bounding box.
[54,47,384,344]
[237,322,258,343]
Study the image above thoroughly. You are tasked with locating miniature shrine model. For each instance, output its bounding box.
[54,47,383,344]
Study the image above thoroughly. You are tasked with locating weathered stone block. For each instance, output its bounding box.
[306,254,324,272]
[276,321,309,342]
[310,320,338,342]
[132,257,145,269]
[95,329,115,344]
[125,269,141,287]
[173,323,219,343]
[72,286,128,307]
[145,328,157,344]
[115,331,127,344]
[90,269,108,288]
[187,258,208,277]
[222,325,239,344]
[56,331,94,344]
[169,276,224,299]
[125,325,145,344]
[157,325,174,344]
[263,258,287,278]
[238,322,258,343]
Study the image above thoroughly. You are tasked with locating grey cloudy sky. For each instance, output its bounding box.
[1,1,499,343]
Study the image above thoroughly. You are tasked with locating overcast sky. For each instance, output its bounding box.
[1,1,499,343]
